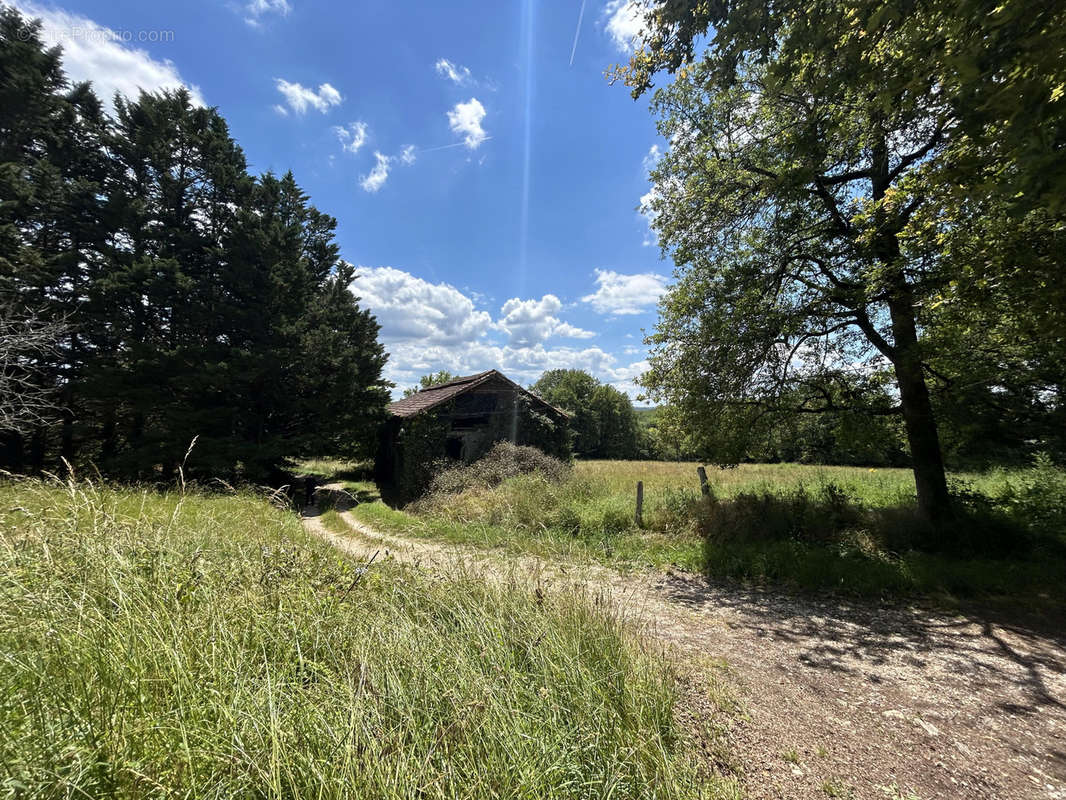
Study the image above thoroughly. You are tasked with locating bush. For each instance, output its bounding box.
[693,481,1034,559]
[425,442,570,496]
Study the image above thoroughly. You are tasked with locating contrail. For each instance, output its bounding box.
[416,137,493,154]
[569,0,587,66]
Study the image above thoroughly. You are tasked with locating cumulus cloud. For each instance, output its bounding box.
[447,98,488,149]
[360,152,392,193]
[349,267,642,396]
[12,2,204,110]
[274,79,341,114]
[603,0,646,53]
[434,58,472,85]
[244,0,291,26]
[496,295,596,346]
[351,267,494,346]
[581,269,668,315]
[333,121,368,154]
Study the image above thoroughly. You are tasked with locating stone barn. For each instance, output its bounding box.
[374,370,570,504]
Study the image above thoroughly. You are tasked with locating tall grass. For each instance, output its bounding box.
[0,478,733,799]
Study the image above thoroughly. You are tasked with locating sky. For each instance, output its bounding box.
[12,0,669,399]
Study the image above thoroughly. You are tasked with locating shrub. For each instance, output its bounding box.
[694,481,1034,559]
[425,442,570,496]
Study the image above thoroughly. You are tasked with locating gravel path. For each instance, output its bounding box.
[302,498,1066,800]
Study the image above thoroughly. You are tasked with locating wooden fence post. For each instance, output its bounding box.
[697,466,710,497]
[635,481,644,528]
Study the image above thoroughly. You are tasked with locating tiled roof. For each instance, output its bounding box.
[386,370,567,419]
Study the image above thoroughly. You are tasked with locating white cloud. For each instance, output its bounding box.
[399,144,417,165]
[434,58,472,86]
[639,186,658,246]
[496,295,595,346]
[360,152,392,193]
[350,267,640,397]
[603,0,646,53]
[244,0,291,26]
[352,267,494,347]
[333,121,368,154]
[447,98,488,149]
[640,146,664,244]
[274,79,341,114]
[12,2,205,110]
[642,144,662,172]
[581,269,668,315]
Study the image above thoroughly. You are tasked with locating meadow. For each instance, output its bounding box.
[348,457,1066,601]
[0,477,736,799]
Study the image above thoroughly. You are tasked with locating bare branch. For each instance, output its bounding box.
[0,305,66,434]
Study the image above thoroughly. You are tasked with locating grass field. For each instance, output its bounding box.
[0,478,736,799]
[348,459,1066,601]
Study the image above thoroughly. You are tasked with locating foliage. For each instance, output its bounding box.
[0,479,727,799]
[532,369,643,459]
[0,9,389,481]
[611,0,1066,211]
[402,370,456,397]
[382,411,452,505]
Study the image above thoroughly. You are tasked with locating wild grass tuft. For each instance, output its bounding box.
[0,477,728,799]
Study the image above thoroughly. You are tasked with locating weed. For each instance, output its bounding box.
[823,778,856,798]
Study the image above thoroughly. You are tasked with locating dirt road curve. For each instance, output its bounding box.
[302,501,1066,800]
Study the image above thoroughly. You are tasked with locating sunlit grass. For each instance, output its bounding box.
[355,460,1066,601]
[0,478,735,799]
[290,457,370,481]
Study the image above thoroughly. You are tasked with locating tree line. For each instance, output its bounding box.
[0,9,389,481]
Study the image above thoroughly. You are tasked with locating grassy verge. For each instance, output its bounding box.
[362,459,1066,602]
[0,478,736,799]
[353,501,704,571]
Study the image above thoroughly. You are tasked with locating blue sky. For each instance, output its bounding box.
[14,0,668,399]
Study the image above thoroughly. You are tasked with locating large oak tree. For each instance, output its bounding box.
[620,0,1065,522]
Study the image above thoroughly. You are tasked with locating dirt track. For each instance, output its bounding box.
[302,497,1066,800]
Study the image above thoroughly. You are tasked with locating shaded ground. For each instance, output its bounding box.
[303,487,1066,800]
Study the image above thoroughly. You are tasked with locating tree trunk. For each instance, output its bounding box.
[869,120,953,524]
[887,292,953,524]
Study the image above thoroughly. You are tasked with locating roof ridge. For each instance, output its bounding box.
[415,369,495,392]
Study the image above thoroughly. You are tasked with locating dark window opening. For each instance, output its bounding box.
[445,437,463,460]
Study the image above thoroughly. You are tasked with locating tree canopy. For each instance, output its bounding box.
[622,0,1065,521]
[403,371,457,397]
[531,370,643,459]
[0,8,389,481]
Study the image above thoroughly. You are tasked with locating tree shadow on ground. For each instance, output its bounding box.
[652,567,1066,718]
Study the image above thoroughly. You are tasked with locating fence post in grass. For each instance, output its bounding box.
[697,466,710,498]
[635,481,644,528]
